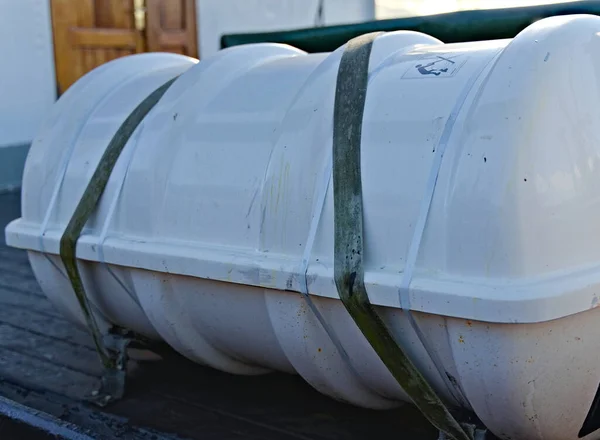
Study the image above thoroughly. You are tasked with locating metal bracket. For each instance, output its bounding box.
[88,331,131,407]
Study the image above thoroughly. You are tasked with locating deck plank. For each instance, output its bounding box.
[0,347,99,400]
[0,271,46,297]
[0,302,95,349]
[0,323,102,376]
[0,286,66,319]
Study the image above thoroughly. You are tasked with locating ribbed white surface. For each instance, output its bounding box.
[7,17,600,439]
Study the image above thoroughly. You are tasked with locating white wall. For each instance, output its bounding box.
[0,0,56,148]
[196,0,376,58]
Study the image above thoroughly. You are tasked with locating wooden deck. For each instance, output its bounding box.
[0,190,440,440]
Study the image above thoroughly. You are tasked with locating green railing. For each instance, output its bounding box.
[221,0,600,52]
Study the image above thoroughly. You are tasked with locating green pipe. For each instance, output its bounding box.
[221,1,600,52]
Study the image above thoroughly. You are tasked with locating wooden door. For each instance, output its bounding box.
[51,0,198,95]
[146,0,198,56]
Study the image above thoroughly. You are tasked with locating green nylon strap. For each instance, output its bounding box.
[332,32,472,440]
[59,77,177,371]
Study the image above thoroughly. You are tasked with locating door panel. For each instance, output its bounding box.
[146,0,198,56]
[51,0,197,94]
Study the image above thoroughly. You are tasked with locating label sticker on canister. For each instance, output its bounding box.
[402,53,467,79]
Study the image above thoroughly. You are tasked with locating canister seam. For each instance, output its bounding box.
[398,48,504,409]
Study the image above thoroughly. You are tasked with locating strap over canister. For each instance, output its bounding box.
[59,77,178,404]
[331,32,473,440]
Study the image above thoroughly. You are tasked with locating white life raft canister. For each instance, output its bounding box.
[7,13,600,440]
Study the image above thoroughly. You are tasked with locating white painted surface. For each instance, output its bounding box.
[196,0,376,57]
[0,0,56,148]
[375,0,579,19]
[7,15,600,440]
